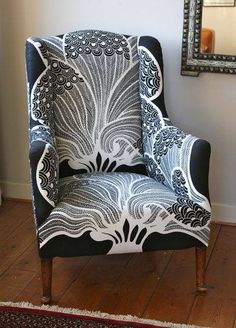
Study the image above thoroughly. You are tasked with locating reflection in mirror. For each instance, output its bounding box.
[200,28,215,53]
[181,0,236,76]
[201,6,236,55]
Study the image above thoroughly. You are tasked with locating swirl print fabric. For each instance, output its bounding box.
[38,172,210,254]
[29,30,144,178]
[26,30,211,256]
[138,39,211,248]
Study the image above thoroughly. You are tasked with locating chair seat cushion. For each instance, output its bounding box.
[38,172,210,256]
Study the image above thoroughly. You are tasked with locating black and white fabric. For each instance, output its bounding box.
[38,172,210,256]
[26,30,211,258]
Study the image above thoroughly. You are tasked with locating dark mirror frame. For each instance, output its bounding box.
[181,0,236,76]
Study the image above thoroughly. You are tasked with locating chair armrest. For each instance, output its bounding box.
[138,39,211,208]
[29,125,59,227]
[144,121,211,206]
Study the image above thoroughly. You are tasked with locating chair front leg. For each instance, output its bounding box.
[41,258,53,304]
[195,247,208,293]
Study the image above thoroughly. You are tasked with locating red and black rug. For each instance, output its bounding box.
[0,302,204,328]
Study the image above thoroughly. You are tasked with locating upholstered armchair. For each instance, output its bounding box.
[25,29,211,304]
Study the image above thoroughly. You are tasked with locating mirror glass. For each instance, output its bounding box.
[201,4,236,55]
[181,0,236,76]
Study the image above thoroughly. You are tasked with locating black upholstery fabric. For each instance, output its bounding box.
[40,231,204,259]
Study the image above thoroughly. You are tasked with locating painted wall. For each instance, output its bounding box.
[0,0,235,222]
[202,6,236,55]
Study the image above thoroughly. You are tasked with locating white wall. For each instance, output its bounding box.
[0,0,235,223]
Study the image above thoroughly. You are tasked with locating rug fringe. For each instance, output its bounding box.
[0,301,208,328]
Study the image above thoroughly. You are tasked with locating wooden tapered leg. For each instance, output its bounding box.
[41,258,53,304]
[195,247,208,294]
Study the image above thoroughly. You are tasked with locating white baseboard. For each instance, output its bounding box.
[0,181,32,200]
[211,202,236,224]
[0,181,235,224]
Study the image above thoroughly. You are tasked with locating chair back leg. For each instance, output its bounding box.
[195,247,208,293]
[41,258,53,304]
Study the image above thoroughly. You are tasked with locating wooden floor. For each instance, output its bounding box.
[0,200,236,327]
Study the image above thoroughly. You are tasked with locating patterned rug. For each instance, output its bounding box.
[0,302,206,328]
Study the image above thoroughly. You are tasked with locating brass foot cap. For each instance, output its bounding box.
[195,285,208,295]
[41,296,51,305]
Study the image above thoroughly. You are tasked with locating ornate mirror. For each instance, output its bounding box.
[181,0,236,76]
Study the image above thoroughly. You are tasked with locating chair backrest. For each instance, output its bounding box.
[26,30,167,178]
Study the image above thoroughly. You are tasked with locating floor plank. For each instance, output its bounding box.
[188,225,236,328]
[0,201,33,240]
[58,253,132,309]
[142,224,221,324]
[15,256,91,306]
[0,199,17,213]
[0,268,35,301]
[0,216,35,275]
[10,241,40,273]
[97,250,172,316]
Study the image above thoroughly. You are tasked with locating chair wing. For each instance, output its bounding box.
[26,41,59,227]
[138,36,211,230]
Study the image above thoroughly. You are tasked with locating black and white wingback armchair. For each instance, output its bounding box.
[26,29,211,304]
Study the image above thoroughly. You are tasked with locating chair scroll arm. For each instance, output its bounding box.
[189,137,211,202]
[164,125,211,202]
[144,122,211,203]
[29,125,59,228]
